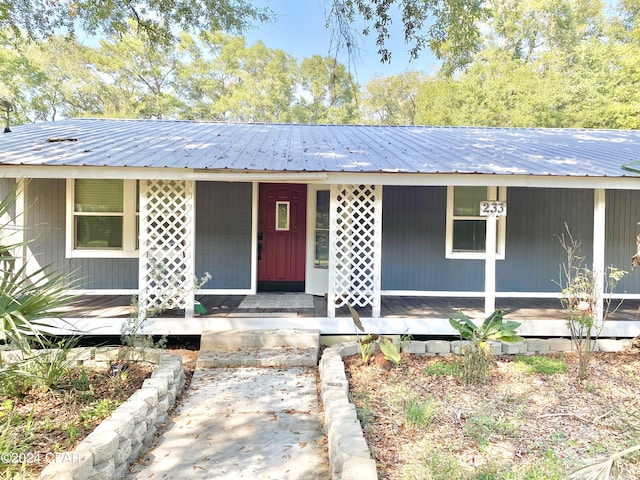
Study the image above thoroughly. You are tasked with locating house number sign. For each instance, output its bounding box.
[480,200,507,216]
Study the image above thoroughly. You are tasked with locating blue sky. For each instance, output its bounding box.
[244,0,440,82]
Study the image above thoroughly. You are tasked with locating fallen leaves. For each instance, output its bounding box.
[345,351,640,480]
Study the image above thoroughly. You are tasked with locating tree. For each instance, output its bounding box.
[212,39,298,122]
[325,0,485,73]
[174,32,234,121]
[0,31,43,124]
[24,36,105,121]
[92,26,184,119]
[1,0,271,45]
[295,55,360,124]
[361,71,425,124]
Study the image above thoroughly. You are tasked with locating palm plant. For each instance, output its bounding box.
[0,181,75,375]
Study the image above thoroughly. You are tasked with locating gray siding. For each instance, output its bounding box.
[381,186,605,293]
[0,178,16,218]
[19,180,640,295]
[606,190,640,294]
[26,179,254,290]
[195,182,252,289]
[497,188,594,292]
[27,178,139,289]
[381,186,485,291]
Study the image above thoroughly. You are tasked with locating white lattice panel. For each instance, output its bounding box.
[138,180,195,317]
[328,184,383,318]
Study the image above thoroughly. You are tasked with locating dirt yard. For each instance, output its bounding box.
[344,348,640,480]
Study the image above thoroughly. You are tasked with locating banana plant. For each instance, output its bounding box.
[449,310,522,344]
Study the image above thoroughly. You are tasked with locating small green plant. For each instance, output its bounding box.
[348,304,402,367]
[121,271,210,363]
[400,331,413,351]
[514,355,567,375]
[464,410,521,447]
[71,368,92,391]
[379,338,401,366]
[64,423,80,445]
[350,389,374,426]
[423,359,460,377]
[450,310,522,384]
[79,399,119,428]
[25,337,80,391]
[358,333,378,363]
[402,395,437,428]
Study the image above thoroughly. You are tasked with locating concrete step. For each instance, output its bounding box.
[200,328,320,350]
[198,329,320,368]
[196,347,319,368]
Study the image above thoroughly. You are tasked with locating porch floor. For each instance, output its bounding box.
[60,294,640,322]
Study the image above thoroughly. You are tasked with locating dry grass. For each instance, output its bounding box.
[345,350,640,480]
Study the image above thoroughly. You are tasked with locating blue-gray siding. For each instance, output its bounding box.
[27,178,139,289]
[25,179,253,290]
[195,182,253,289]
[381,186,639,294]
[606,190,640,294]
[18,180,640,295]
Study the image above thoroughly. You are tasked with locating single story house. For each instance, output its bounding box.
[1,119,639,337]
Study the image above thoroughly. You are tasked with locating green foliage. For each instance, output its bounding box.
[0,0,271,43]
[361,71,426,125]
[379,338,401,366]
[423,359,461,377]
[464,410,521,447]
[358,333,378,364]
[514,355,567,375]
[0,182,75,393]
[350,389,374,426]
[348,304,403,367]
[402,395,437,428]
[450,310,522,384]
[79,399,119,429]
[449,310,522,344]
[326,0,484,71]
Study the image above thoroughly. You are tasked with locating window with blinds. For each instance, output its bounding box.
[68,179,138,257]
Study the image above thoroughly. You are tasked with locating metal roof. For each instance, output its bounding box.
[1,118,640,177]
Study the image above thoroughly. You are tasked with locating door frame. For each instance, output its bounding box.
[305,184,330,296]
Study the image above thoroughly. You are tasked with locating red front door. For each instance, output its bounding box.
[258,184,307,291]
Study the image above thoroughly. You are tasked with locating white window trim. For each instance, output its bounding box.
[445,186,507,260]
[66,179,139,259]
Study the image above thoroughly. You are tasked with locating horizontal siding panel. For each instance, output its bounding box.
[606,190,640,294]
[498,188,593,292]
[381,186,485,291]
[195,182,252,289]
[27,178,138,290]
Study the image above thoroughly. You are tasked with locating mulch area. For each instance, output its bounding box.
[344,347,640,480]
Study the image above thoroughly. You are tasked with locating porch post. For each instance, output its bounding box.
[328,184,383,319]
[484,214,497,318]
[13,179,26,275]
[138,179,196,321]
[593,188,606,328]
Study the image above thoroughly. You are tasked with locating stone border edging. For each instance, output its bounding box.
[319,337,632,480]
[319,342,377,480]
[38,348,185,480]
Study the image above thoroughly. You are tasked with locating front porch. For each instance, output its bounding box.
[53,294,640,338]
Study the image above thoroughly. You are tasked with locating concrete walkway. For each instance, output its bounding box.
[128,331,330,480]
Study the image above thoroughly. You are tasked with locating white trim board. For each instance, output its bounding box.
[38,316,640,337]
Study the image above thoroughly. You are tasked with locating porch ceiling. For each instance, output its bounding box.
[2,119,640,181]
